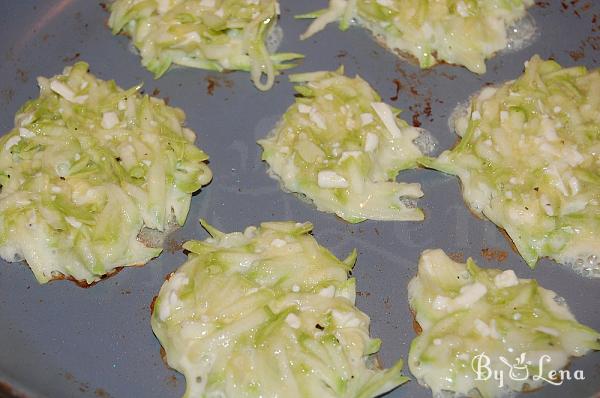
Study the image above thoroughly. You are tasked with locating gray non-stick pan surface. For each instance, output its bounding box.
[0,1,598,397]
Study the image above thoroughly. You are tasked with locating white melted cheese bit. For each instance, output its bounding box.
[457,352,470,361]
[360,113,374,126]
[434,282,488,312]
[158,299,171,321]
[474,318,500,339]
[513,312,522,320]
[339,151,362,163]
[16,112,35,127]
[563,146,585,167]
[494,270,519,289]
[318,285,336,298]
[298,103,311,114]
[453,282,487,309]
[4,136,21,151]
[535,326,560,337]
[50,80,88,104]
[364,132,379,152]
[55,162,70,177]
[421,22,434,39]
[170,273,189,291]
[567,175,580,196]
[101,112,119,130]
[244,226,258,239]
[270,238,287,248]
[309,108,327,130]
[65,216,82,229]
[541,117,559,141]
[285,313,301,329]
[432,295,451,311]
[371,102,402,138]
[18,128,35,138]
[317,170,348,189]
[545,165,570,197]
[478,86,497,101]
[156,0,170,14]
[332,310,361,328]
[158,274,189,321]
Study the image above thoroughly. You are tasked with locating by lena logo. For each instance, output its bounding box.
[471,352,585,388]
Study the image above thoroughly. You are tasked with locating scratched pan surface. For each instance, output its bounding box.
[0,1,599,397]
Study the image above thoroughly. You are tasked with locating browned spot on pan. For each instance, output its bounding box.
[62,52,80,63]
[94,388,113,398]
[383,296,392,310]
[16,69,28,83]
[411,111,421,127]
[204,76,234,96]
[389,79,401,101]
[205,77,218,96]
[166,375,178,388]
[570,50,585,61]
[481,248,508,262]
[165,238,183,253]
[447,252,465,263]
